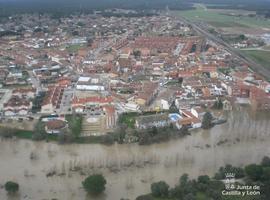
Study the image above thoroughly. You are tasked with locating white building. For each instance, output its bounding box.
[124,102,140,112]
[76,76,105,91]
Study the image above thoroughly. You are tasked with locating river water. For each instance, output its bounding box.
[0,108,270,200]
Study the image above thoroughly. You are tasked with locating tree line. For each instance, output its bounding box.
[136,156,270,200]
[0,0,194,18]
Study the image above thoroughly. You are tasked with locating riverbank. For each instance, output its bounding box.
[0,109,224,145]
[0,128,115,144]
[0,126,191,146]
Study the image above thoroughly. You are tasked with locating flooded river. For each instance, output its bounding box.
[0,108,270,200]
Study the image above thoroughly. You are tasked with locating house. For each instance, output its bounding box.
[76,76,106,91]
[41,86,64,113]
[8,65,23,78]
[191,107,205,119]
[176,116,202,129]
[177,109,202,129]
[155,89,175,110]
[249,87,270,110]
[57,78,71,87]
[232,71,251,82]
[3,96,32,116]
[131,36,181,54]
[176,117,193,129]
[199,64,218,78]
[12,88,36,99]
[72,96,113,113]
[123,102,140,112]
[135,82,159,106]
[135,114,169,129]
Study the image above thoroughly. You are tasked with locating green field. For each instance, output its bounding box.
[175,6,270,29]
[66,44,85,53]
[118,112,139,128]
[65,115,83,137]
[241,50,270,69]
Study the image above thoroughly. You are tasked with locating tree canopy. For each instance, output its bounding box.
[201,112,213,129]
[213,99,223,109]
[5,181,19,194]
[82,174,106,195]
[245,164,263,181]
[151,181,169,197]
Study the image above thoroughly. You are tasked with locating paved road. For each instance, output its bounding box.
[58,88,74,114]
[0,89,12,110]
[28,70,42,92]
[178,16,270,79]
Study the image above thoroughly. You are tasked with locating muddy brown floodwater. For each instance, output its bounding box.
[0,108,270,200]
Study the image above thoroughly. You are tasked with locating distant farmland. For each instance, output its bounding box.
[241,50,270,69]
[174,5,270,30]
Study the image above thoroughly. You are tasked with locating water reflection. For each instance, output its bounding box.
[85,193,107,200]
[6,193,21,200]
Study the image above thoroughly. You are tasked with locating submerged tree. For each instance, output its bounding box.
[213,99,223,110]
[5,181,19,194]
[82,174,106,195]
[201,112,213,129]
[151,181,169,197]
[32,121,46,140]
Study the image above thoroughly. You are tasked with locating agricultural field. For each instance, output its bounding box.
[174,5,270,34]
[241,50,270,69]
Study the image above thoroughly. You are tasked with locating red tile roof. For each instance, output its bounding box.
[72,96,113,105]
[46,120,66,130]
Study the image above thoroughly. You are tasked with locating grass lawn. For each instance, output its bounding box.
[66,44,85,53]
[118,111,167,128]
[2,127,108,144]
[241,50,270,68]
[65,115,83,137]
[0,128,59,141]
[118,112,139,128]
[15,129,59,141]
[0,123,112,144]
[13,130,34,139]
[174,6,270,29]
[165,80,181,86]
